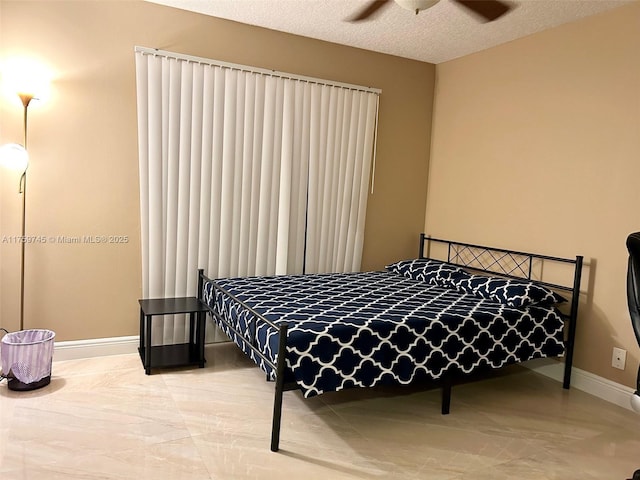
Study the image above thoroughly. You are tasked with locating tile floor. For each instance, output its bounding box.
[1,342,639,479]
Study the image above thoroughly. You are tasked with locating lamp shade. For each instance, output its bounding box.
[1,57,51,105]
[0,143,29,172]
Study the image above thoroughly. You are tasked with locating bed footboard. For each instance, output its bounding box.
[197,269,294,452]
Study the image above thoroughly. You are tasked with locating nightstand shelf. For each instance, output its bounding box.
[138,297,207,375]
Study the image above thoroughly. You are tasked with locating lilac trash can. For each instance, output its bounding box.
[1,329,55,391]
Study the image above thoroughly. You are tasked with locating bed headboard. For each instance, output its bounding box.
[419,234,584,389]
[420,234,581,291]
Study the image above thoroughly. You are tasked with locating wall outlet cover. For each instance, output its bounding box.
[612,347,626,370]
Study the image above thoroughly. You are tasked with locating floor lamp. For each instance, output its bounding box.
[0,61,44,332]
[17,93,33,332]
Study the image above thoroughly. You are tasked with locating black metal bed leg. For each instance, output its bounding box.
[271,375,285,452]
[563,255,583,389]
[270,323,289,452]
[441,374,452,415]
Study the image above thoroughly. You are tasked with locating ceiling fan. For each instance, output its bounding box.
[348,0,513,23]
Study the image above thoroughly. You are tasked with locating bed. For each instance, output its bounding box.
[197,235,583,451]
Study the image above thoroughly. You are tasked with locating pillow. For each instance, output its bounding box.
[450,274,567,308]
[385,258,468,288]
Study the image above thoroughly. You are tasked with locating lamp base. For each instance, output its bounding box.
[7,375,50,391]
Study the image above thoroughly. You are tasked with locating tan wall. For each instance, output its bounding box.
[0,0,434,340]
[426,2,640,388]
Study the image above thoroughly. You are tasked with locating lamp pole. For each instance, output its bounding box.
[18,93,33,332]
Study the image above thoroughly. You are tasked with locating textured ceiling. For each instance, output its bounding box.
[146,0,632,64]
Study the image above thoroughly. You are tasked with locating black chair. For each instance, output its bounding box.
[626,232,640,412]
[625,233,640,480]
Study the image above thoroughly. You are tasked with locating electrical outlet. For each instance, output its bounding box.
[612,347,626,370]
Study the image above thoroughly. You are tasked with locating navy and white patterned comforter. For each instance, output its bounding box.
[203,271,565,398]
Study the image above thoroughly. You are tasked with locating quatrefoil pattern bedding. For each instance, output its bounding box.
[386,259,567,307]
[203,270,565,398]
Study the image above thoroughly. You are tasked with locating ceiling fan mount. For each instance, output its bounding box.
[348,0,512,23]
[395,0,440,15]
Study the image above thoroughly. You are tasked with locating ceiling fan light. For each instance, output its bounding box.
[394,0,440,14]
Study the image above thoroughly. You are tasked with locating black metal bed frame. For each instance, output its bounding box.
[197,234,583,452]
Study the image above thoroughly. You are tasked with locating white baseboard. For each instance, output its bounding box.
[524,357,636,412]
[53,335,139,361]
[52,336,636,413]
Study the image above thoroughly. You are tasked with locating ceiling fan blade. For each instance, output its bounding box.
[453,0,512,22]
[348,0,392,22]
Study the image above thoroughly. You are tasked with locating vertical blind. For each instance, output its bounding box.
[135,47,380,344]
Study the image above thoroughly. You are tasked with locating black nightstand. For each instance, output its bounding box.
[138,297,207,375]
